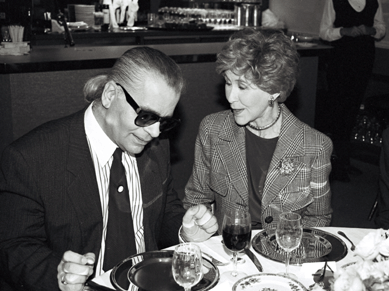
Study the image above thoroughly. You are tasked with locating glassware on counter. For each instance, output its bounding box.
[157,6,236,28]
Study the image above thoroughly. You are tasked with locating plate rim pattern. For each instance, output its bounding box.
[232,273,308,291]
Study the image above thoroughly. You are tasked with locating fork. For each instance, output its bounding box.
[202,252,230,267]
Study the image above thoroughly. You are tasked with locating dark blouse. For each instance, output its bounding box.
[245,128,278,229]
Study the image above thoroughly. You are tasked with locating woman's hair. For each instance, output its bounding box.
[84,47,184,103]
[216,28,300,102]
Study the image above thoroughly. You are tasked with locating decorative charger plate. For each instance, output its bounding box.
[252,228,347,265]
[110,250,219,291]
[232,274,308,291]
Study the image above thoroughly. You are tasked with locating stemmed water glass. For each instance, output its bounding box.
[221,208,252,282]
[172,243,203,291]
[275,212,303,279]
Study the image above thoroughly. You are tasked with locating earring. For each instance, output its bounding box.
[268,97,274,107]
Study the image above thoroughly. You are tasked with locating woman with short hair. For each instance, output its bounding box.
[184,28,333,232]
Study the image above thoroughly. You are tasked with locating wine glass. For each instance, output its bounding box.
[221,208,252,282]
[172,243,203,291]
[275,212,303,279]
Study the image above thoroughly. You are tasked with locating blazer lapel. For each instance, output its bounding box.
[262,105,305,210]
[216,113,249,206]
[66,110,103,252]
[135,142,160,251]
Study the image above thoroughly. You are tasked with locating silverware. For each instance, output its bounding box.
[202,252,230,267]
[309,261,327,290]
[84,281,115,291]
[244,248,263,272]
[337,231,356,251]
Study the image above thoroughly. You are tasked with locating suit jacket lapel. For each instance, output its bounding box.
[262,105,305,210]
[66,110,103,252]
[216,113,248,205]
[136,142,160,251]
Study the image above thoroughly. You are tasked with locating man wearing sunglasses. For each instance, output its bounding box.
[0,47,217,291]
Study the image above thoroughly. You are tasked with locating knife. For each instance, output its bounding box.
[244,248,263,272]
[84,281,116,291]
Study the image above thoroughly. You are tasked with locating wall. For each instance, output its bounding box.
[269,0,325,35]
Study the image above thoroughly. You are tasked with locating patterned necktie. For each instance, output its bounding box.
[103,148,137,271]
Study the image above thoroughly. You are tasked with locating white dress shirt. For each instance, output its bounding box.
[84,103,145,276]
[319,0,386,41]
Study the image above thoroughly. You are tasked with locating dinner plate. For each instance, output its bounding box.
[147,24,213,31]
[119,26,148,31]
[252,228,347,265]
[110,250,219,291]
[67,22,89,31]
[298,35,315,42]
[342,261,357,270]
[232,273,308,291]
[296,42,318,47]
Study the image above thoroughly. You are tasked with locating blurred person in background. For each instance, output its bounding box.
[319,0,386,182]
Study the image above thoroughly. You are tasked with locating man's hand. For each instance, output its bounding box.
[181,204,218,242]
[57,251,95,291]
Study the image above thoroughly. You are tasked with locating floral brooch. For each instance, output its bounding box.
[279,158,296,175]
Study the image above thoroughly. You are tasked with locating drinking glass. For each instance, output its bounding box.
[221,208,252,282]
[172,243,203,291]
[147,13,156,26]
[275,212,303,279]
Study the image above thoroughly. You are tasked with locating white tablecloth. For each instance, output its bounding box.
[92,226,374,290]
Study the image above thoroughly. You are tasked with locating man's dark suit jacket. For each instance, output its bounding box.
[0,108,185,291]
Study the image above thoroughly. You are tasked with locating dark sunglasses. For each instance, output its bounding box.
[116,83,180,132]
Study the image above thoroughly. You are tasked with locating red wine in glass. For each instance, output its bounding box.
[223,225,251,252]
[221,209,251,282]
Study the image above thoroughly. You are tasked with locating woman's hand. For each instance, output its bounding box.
[57,251,95,291]
[357,24,376,36]
[340,26,362,37]
[340,25,376,37]
[181,204,218,242]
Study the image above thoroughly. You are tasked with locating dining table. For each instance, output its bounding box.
[91,226,375,290]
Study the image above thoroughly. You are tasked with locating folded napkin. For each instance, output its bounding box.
[51,20,65,33]
[0,42,30,55]
[92,270,114,289]
[211,281,232,291]
[198,236,231,264]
